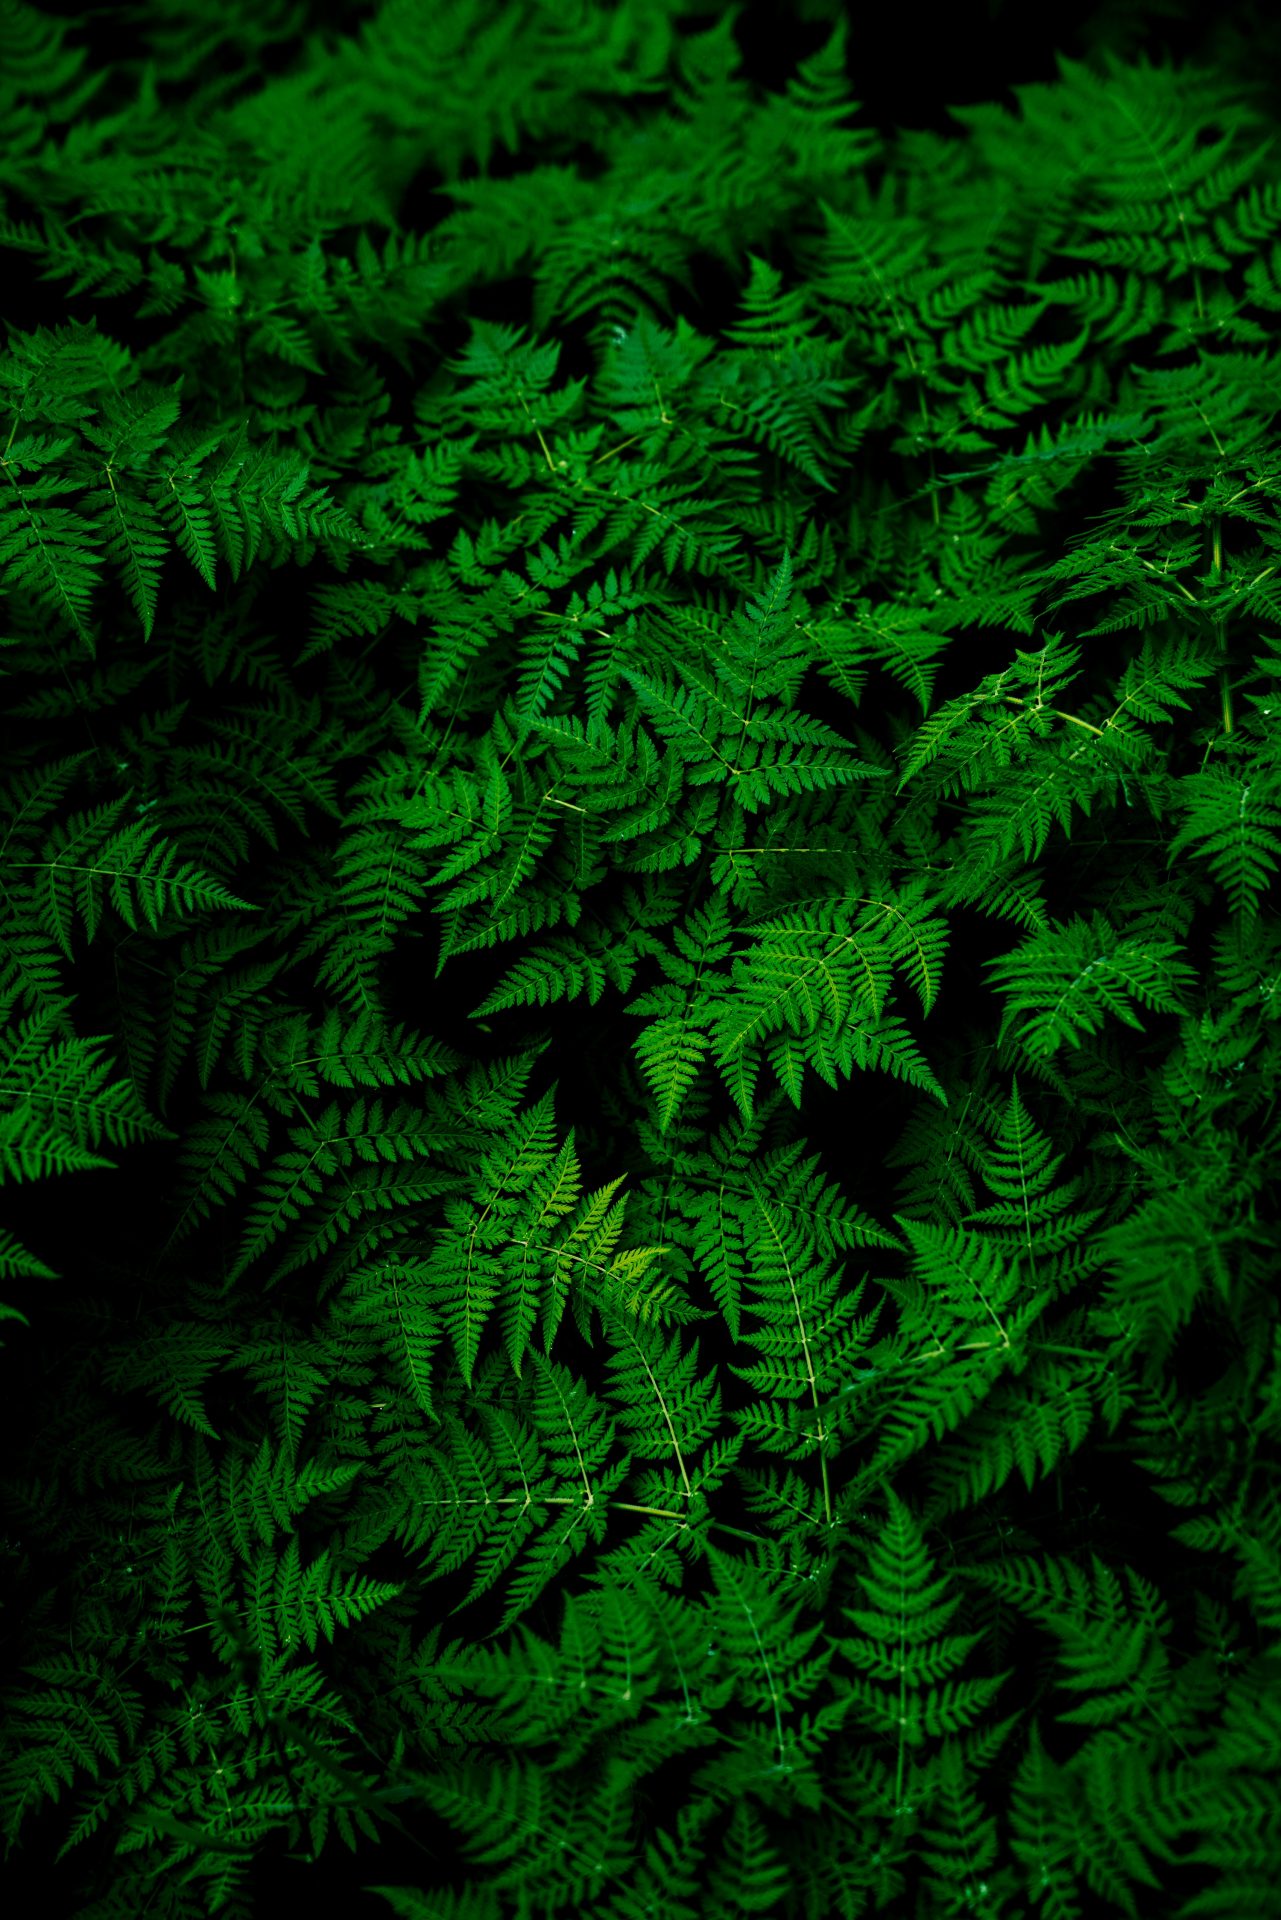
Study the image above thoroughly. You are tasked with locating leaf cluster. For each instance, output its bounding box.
[1,6,1280,1919]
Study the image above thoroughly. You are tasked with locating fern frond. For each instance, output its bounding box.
[1165,761,1281,918]
[835,1490,1008,1804]
[985,908,1197,1059]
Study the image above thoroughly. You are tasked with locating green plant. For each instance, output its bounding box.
[1,3,1279,1916]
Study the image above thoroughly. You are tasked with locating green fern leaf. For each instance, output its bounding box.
[985,909,1197,1059]
[1166,761,1281,918]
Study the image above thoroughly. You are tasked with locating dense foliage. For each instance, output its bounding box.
[1,2,1279,1915]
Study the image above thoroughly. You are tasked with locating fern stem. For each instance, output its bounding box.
[994,696,1104,737]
